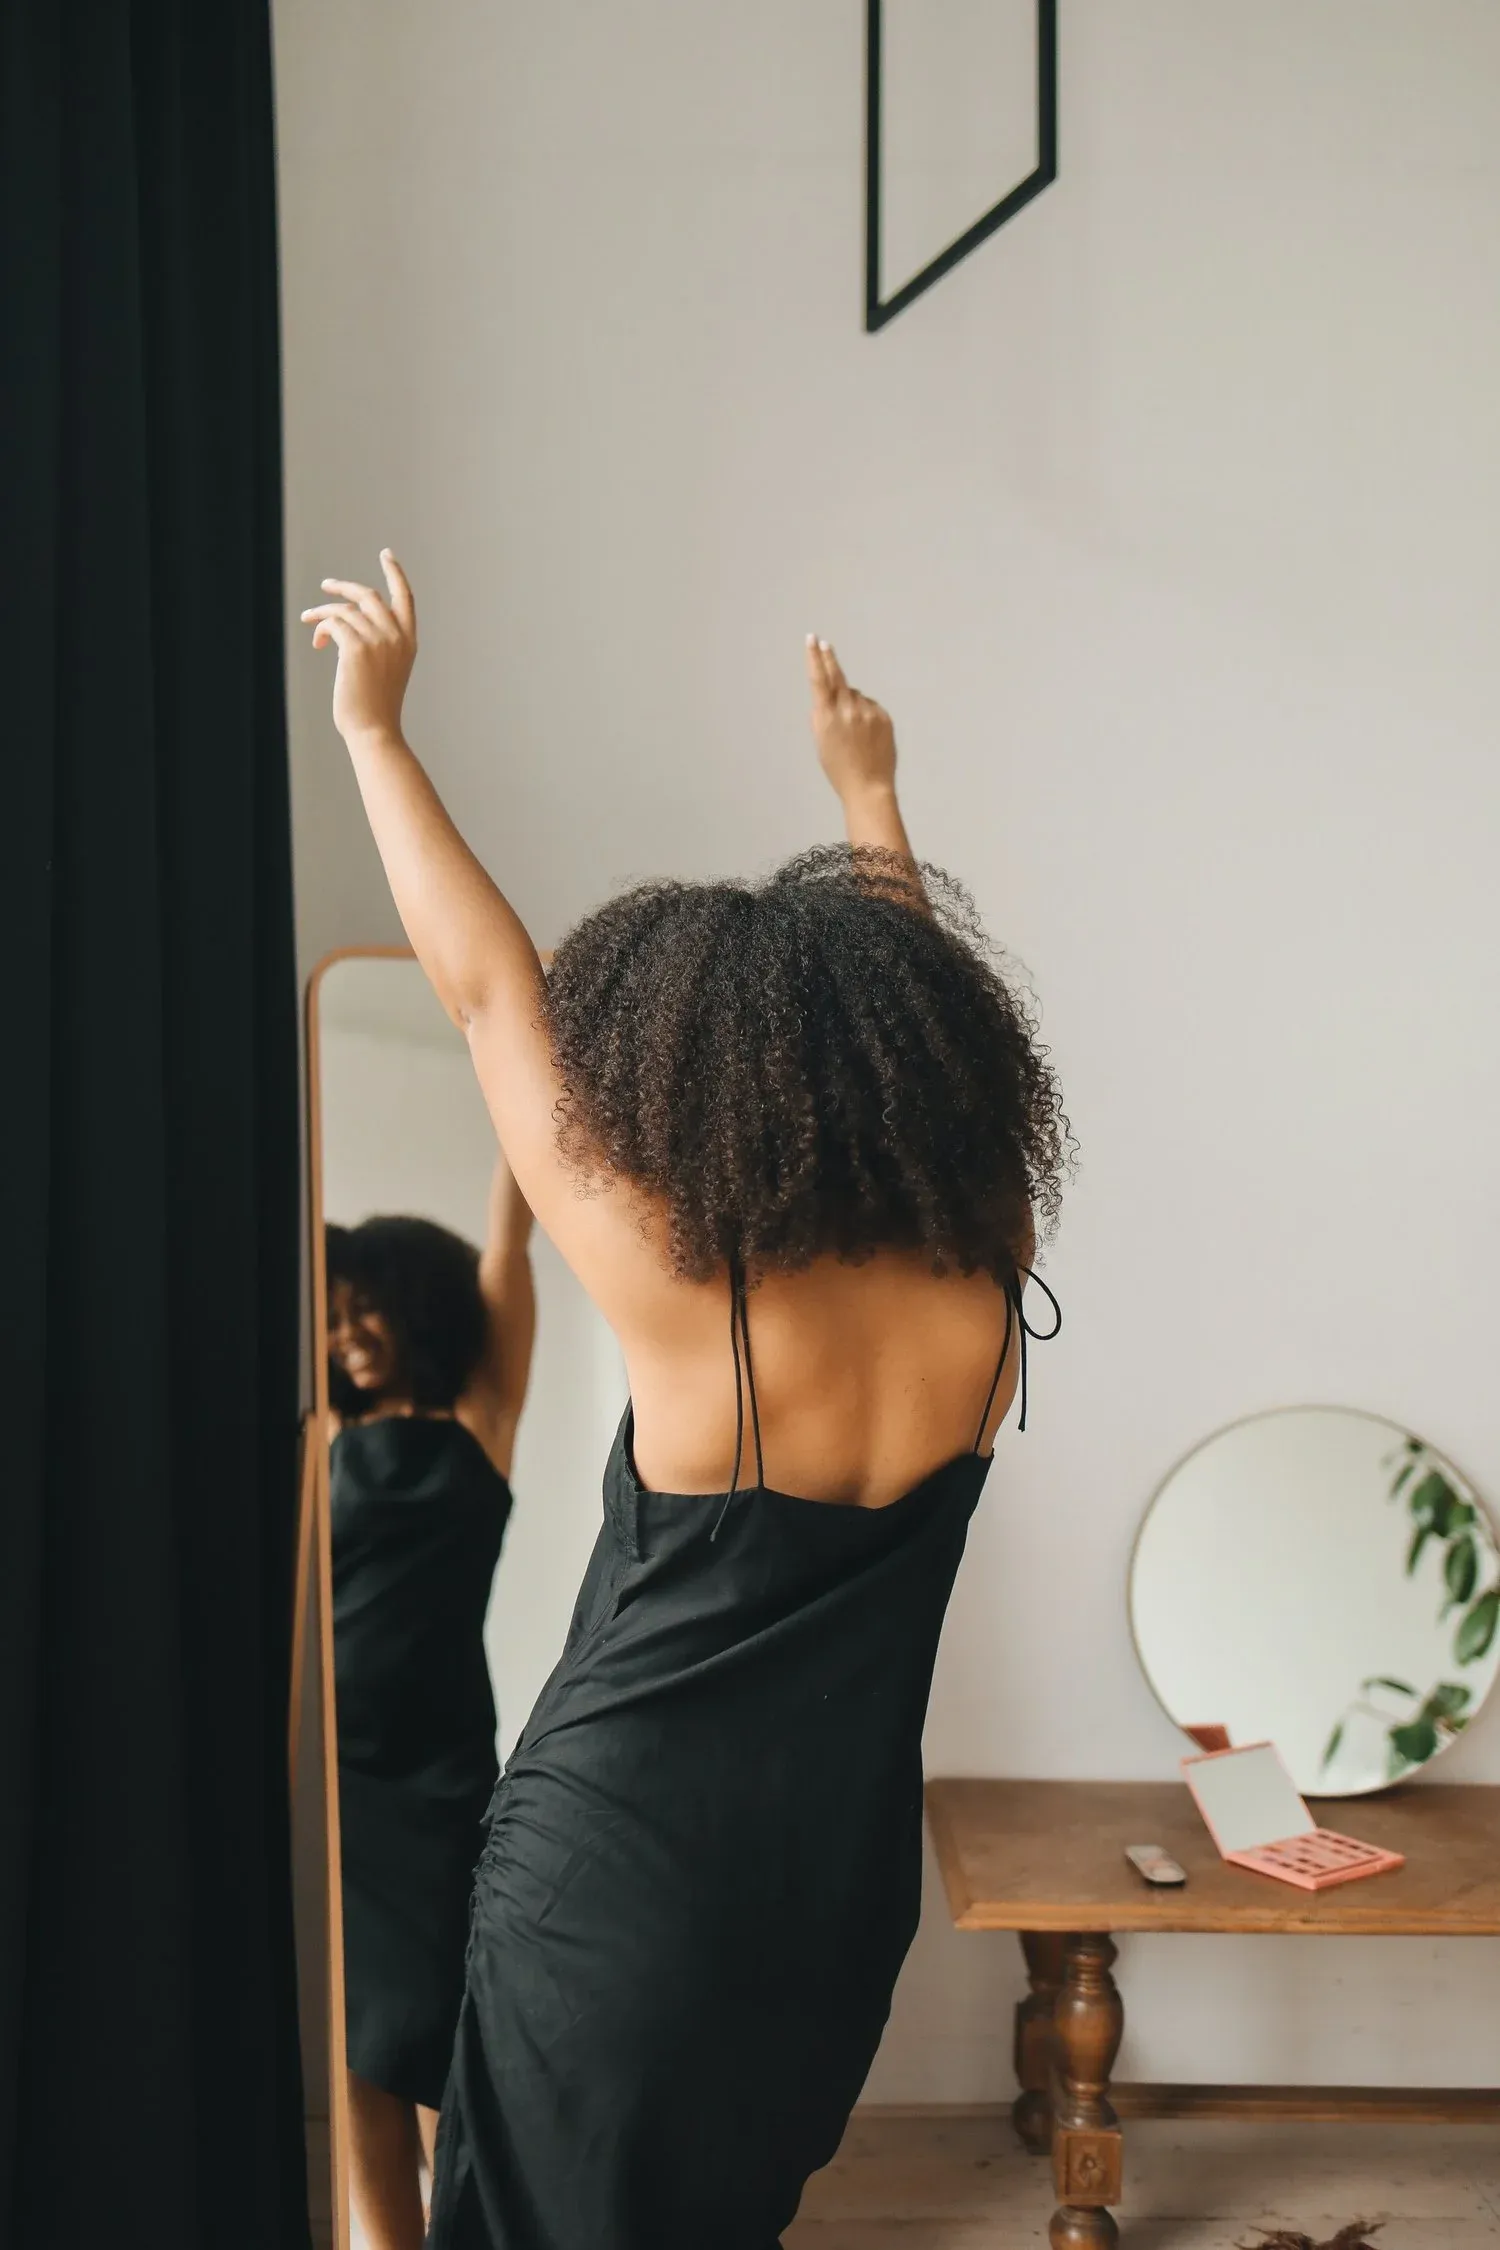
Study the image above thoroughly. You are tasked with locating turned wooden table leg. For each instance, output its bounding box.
[1013,1931,1067,2154]
[1049,1932,1124,2250]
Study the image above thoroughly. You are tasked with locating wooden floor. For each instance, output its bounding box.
[786,2109,1500,2248]
[317,2105,1500,2246]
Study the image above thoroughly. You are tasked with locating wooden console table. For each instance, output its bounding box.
[925,1778,1500,2250]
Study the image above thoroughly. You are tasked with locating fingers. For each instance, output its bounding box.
[381,549,416,637]
[303,553,415,644]
[301,601,376,639]
[805,636,854,709]
[817,638,851,697]
[318,577,396,633]
[310,616,361,654]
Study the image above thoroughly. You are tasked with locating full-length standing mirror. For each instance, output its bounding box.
[301,949,623,2250]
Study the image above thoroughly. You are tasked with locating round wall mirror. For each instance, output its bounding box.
[1129,1406,1500,1797]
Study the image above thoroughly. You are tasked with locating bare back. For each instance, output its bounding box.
[616,1243,1028,1512]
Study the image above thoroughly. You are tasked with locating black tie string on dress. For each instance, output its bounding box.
[978,1265,1064,1441]
[711,1255,1062,1540]
[711,1253,765,1540]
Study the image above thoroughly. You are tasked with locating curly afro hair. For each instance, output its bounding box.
[325,1216,487,1420]
[544,846,1070,1284]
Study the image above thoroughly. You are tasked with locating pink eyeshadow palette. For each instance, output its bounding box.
[1182,1742,1405,1893]
[1226,1828,1405,1892]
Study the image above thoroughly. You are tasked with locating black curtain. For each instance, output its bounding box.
[3,2,308,2245]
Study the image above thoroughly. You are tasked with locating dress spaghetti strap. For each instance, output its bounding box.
[711,1254,765,1538]
[714,1255,1063,1534]
[972,1289,1017,1452]
[973,1266,1064,1449]
[732,1254,765,1490]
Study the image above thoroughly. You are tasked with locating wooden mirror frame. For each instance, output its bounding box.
[289,942,551,2249]
[292,945,415,2250]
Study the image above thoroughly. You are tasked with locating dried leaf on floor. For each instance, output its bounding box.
[1240,2225,1383,2250]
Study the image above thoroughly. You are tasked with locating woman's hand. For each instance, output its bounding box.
[805,636,923,899]
[805,637,897,807]
[301,551,418,746]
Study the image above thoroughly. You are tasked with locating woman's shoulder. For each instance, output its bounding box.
[335,1411,511,1500]
[453,1388,522,1486]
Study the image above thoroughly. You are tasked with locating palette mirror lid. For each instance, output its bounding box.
[1182,1743,1314,1855]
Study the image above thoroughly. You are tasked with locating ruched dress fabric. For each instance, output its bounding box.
[331,1415,511,2111]
[427,1270,1050,2249]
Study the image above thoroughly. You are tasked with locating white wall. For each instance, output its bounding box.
[276,0,1500,2096]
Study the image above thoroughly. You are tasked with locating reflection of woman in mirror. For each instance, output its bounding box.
[305,558,1066,2249]
[327,1153,534,2250]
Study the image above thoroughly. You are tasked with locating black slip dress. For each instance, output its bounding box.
[427,1264,1058,2248]
[331,1415,512,2111]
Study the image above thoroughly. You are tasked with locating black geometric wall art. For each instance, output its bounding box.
[864,0,1058,332]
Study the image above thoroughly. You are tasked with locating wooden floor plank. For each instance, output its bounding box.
[786,2111,1500,2244]
[1113,2083,1500,2125]
[788,2226,1500,2250]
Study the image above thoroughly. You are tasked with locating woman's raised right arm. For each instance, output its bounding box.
[301,555,567,1224]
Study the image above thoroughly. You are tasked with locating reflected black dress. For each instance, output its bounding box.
[331,1416,511,2111]
[428,1269,1055,2248]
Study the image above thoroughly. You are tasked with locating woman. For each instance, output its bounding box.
[327,1156,535,2250]
[303,556,1067,2249]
